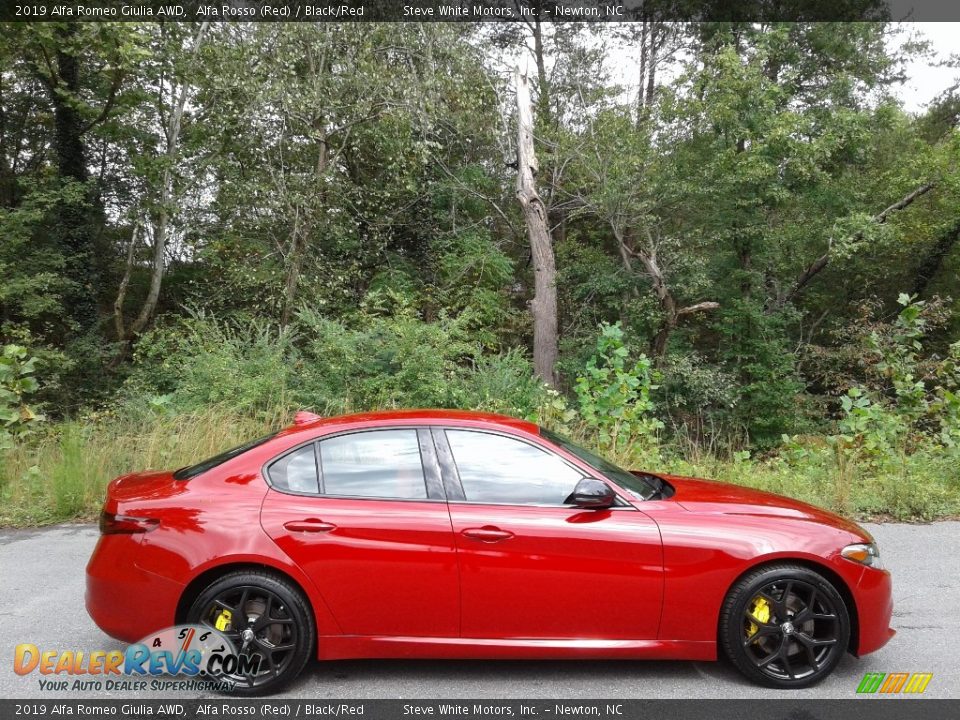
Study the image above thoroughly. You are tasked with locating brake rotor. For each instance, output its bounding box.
[244,596,282,645]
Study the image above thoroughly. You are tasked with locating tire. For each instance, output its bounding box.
[719,563,850,688]
[186,570,315,696]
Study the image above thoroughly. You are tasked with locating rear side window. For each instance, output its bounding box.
[174,433,278,480]
[268,444,320,494]
[319,430,427,499]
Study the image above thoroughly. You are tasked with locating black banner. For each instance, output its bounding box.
[2,0,960,24]
[3,700,960,720]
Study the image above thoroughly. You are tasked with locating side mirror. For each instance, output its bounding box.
[564,477,616,510]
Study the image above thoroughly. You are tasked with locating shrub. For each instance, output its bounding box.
[123,308,552,420]
[574,322,663,454]
[123,312,297,417]
[0,344,45,449]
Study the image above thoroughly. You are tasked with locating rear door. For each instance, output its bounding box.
[260,427,459,637]
[437,428,663,640]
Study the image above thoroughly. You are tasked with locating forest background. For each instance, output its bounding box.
[2,17,960,525]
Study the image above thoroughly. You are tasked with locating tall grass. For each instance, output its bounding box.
[0,406,283,526]
[627,443,960,522]
[2,405,958,527]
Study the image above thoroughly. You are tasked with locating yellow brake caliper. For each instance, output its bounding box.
[214,607,233,632]
[747,596,771,637]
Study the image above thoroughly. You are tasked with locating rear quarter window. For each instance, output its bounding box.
[268,444,320,494]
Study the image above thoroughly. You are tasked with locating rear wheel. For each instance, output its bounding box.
[186,570,314,696]
[720,564,850,688]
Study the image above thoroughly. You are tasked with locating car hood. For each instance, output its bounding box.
[656,473,870,540]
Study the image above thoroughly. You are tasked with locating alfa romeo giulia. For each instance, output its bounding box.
[86,409,894,694]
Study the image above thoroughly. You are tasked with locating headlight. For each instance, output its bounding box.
[842,542,883,569]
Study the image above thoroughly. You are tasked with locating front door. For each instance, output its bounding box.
[260,427,459,637]
[437,428,663,640]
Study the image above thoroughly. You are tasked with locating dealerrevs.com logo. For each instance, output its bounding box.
[856,672,934,694]
[13,624,258,692]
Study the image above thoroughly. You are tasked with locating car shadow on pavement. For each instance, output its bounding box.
[287,654,872,698]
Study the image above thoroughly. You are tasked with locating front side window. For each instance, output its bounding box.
[445,430,583,505]
[540,428,661,500]
[319,429,427,499]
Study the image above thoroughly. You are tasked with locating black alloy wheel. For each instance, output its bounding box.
[187,570,315,695]
[720,564,850,688]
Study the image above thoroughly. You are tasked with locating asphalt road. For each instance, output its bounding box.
[1,522,957,700]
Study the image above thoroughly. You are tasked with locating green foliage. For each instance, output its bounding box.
[716,301,807,447]
[123,308,551,421]
[835,295,960,455]
[297,308,476,412]
[774,296,960,517]
[0,345,45,449]
[932,341,960,447]
[0,407,280,526]
[574,323,663,453]
[3,22,960,525]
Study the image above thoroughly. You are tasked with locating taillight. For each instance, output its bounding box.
[99,511,159,535]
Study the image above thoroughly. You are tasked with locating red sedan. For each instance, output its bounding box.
[86,409,894,694]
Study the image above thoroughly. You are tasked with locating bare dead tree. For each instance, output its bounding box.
[516,64,558,386]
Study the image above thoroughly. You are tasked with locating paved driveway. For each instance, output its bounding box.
[1,522,957,699]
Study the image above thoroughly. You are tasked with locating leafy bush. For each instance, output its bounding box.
[836,295,960,455]
[716,300,807,447]
[0,345,45,449]
[777,295,960,518]
[122,312,297,417]
[574,322,663,453]
[297,307,476,411]
[122,307,551,420]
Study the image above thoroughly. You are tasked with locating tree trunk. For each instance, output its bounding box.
[113,22,210,362]
[281,218,305,328]
[530,12,551,128]
[52,31,88,186]
[0,71,14,208]
[637,18,648,120]
[516,65,558,387]
[912,219,960,297]
[650,288,677,358]
[281,133,327,328]
[614,227,718,362]
[113,219,140,344]
[49,24,100,333]
[644,23,658,108]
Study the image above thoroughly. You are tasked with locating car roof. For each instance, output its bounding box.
[279,409,540,438]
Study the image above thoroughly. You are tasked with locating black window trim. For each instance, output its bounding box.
[433,426,634,510]
[174,432,279,481]
[262,426,445,503]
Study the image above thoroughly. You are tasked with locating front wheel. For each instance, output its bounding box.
[719,564,850,688]
[186,570,315,696]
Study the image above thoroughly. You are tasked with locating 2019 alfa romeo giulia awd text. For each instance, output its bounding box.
[86,409,894,694]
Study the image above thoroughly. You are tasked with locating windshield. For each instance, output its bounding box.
[540,428,662,501]
[173,433,278,480]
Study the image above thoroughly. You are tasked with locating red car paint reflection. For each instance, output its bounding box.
[86,410,894,693]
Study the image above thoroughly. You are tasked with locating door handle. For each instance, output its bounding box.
[284,518,336,533]
[461,526,514,543]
